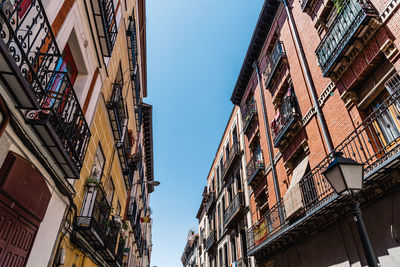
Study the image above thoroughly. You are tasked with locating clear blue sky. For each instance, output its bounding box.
[146,1,264,266]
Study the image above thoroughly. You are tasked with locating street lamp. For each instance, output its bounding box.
[323,152,378,267]
[132,180,161,187]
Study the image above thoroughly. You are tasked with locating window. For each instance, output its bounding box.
[104,177,115,205]
[116,200,121,216]
[61,43,78,85]
[90,144,105,181]
[231,237,237,262]
[370,91,400,145]
[232,126,238,143]
[236,168,242,192]
[225,144,230,161]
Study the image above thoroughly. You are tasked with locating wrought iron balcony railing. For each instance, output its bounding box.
[246,74,400,256]
[315,0,378,77]
[107,83,127,142]
[205,230,215,251]
[126,17,143,133]
[76,185,111,248]
[126,17,139,104]
[223,192,244,226]
[0,0,91,179]
[116,129,134,190]
[271,94,302,147]
[264,41,286,89]
[222,141,241,181]
[127,198,137,222]
[246,202,285,252]
[205,192,215,214]
[100,226,118,263]
[91,0,118,57]
[218,224,223,239]
[242,99,257,133]
[247,152,265,185]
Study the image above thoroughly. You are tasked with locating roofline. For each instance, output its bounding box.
[142,103,154,192]
[138,0,147,97]
[205,106,239,182]
[230,0,280,105]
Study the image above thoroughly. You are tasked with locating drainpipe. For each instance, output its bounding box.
[0,96,10,138]
[281,0,334,153]
[253,62,285,224]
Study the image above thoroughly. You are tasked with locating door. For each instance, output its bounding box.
[0,200,37,267]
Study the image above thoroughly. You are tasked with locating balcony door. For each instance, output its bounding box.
[370,92,400,146]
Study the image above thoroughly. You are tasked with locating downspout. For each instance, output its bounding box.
[281,0,334,153]
[253,63,285,224]
[0,96,10,138]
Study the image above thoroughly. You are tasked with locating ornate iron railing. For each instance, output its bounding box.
[315,0,378,76]
[222,141,241,180]
[223,192,244,226]
[205,230,215,251]
[271,94,302,147]
[246,74,400,254]
[107,83,127,141]
[126,17,139,104]
[264,41,286,89]
[76,185,111,247]
[116,129,133,190]
[0,0,91,178]
[127,198,137,221]
[246,202,285,252]
[91,0,118,57]
[205,192,215,214]
[247,152,265,185]
[126,16,142,133]
[242,98,257,133]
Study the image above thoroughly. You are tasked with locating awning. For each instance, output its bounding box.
[283,157,309,219]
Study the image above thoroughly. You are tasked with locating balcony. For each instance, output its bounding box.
[247,153,265,186]
[223,192,244,227]
[264,41,286,89]
[91,0,118,57]
[246,202,284,252]
[245,75,400,257]
[0,0,91,178]
[99,226,118,263]
[315,0,378,77]
[76,185,111,249]
[271,94,302,148]
[116,130,134,190]
[242,99,257,134]
[127,198,137,222]
[205,192,215,214]
[222,141,242,181]
[107,83,127,142]
[205,230,216,251]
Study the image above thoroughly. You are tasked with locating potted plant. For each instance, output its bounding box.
[85,176,101,187]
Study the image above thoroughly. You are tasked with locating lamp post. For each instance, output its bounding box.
[132,180,161,187]
[323,152,378,267]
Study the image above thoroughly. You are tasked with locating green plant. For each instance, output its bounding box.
[85,176,101,187]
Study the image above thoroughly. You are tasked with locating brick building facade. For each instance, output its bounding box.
[230,0,400,266]
[190,0,400,266]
